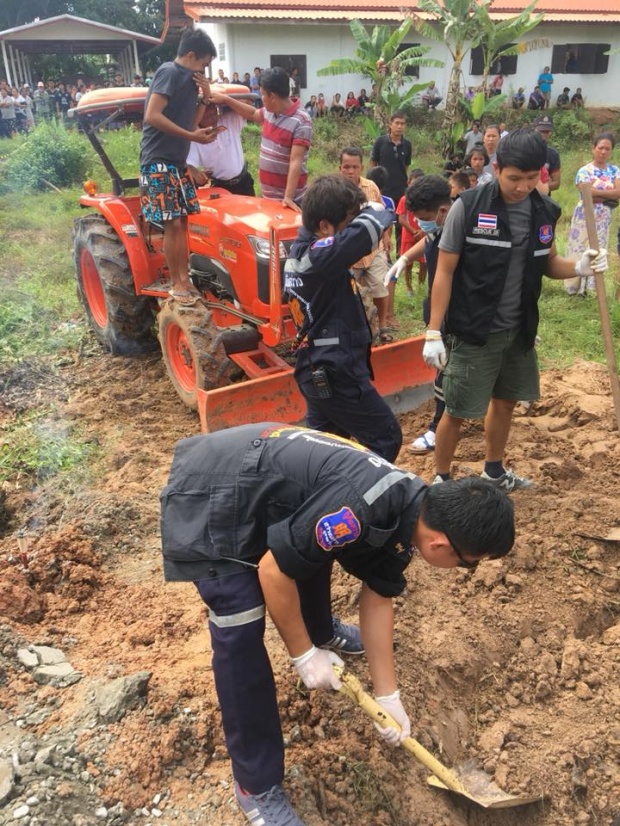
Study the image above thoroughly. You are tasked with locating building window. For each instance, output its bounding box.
[270,55,307,89]
[395,44,421,78]
[551,44,610,74]
[470,46,517,76]
[218,42,226,62]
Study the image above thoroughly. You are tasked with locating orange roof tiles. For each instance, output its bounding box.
[184,0,620,23]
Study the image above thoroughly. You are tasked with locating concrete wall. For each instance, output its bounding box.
[199,19,620,108]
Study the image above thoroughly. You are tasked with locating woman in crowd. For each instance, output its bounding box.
[565,132,620,295]
[345,91,359,115]
[482,123,501,173]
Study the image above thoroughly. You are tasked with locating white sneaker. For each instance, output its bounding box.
[409,430,435,454]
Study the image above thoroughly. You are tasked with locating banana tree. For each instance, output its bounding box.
[317,18,443,129]
[409,0,489,150]
[476,1,548,93]
[446,89,506,155]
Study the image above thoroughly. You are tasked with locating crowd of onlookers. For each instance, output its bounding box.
[1,60,591,140]
[0,72,151,137]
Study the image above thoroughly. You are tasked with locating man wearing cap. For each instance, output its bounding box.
[32,81,52,123]
[534,115,561,193]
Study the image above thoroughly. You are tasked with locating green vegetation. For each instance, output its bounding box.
[0,410,98,485]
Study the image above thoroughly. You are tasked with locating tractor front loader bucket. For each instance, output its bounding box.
[197,335,435,433]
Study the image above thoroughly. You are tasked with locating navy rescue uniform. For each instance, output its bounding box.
[284,207,402,462]
[161,422,426,795]
[445,181,561,348]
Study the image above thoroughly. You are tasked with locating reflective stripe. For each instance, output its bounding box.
[356,211,382,248]
[533,248,550,257]
[313,337,340,346]
[465,236,512,248]
[208,604,265,628]
[363,470,417,504]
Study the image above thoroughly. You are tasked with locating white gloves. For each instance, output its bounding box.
[384,255,410,287]
[365,200,386,212]
[374,689,411,746]
[292,646,343,691]
[575,248,608,277]
[422,330,447,369]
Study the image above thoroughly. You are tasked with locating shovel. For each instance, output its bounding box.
[336,667,543,809]
[578,181,620,432]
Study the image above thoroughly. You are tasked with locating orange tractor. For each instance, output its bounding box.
[72,87,433,432]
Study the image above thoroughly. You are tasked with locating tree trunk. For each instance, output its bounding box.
[441,56,463,156]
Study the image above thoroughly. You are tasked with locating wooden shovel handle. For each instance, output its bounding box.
[578,182,620,432]
[335,667,469,795]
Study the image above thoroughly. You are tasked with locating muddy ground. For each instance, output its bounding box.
[0,344,619,826]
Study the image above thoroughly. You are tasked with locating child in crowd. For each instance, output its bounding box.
[448,171,470,200]
[396,168,427,297]
[463,166,478,189]
[464,147,493,186]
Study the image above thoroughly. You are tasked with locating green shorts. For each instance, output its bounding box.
[442,328,540,419]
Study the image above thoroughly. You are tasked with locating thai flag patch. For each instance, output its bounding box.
[477,213,498,229]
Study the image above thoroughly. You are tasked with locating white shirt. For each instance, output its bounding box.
[186,109,246,180]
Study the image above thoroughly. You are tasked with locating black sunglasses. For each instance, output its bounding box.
[447,533,480,569]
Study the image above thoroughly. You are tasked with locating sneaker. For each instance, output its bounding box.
[322,617,364,656]
[409,429,435,454]
[234,782,306,826]
[480,469,534,492]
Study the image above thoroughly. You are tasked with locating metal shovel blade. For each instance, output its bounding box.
[337,669,544,810]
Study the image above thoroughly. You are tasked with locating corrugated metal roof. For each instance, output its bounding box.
[184,0,620,23]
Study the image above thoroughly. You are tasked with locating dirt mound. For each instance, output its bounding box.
[0,353,619,825]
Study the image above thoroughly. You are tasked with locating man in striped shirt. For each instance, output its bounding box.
[210,66,312,211]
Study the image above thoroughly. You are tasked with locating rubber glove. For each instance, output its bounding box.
[374,689,411,746]
[384,255,410,287]
[292,646,343,691]
[575,248,608,277]
[365,200,386,212]
[422,330,447,369]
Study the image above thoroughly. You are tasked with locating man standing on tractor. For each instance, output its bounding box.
[209,67,313,212]
[139,28,219,306]
[161,421,515,826]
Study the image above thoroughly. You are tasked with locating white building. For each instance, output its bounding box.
[184,0,620,107]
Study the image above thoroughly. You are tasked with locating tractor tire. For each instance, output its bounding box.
[73,214,155,355]
[158,302,236,410]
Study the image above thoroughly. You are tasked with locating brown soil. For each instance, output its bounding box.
[1,350,620,826]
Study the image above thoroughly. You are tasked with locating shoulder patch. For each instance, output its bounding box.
[311,236,334,249]
[539,224,553,244]
[316,507,361,551]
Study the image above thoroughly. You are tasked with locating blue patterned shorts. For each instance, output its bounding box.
[139,163,200,222]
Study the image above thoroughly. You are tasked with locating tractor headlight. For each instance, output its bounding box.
[248,236,288,260]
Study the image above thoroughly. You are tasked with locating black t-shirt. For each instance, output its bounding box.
[545,144,561,175]
[370,134,412,202]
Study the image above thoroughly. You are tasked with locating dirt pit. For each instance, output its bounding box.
[1,352,619,826]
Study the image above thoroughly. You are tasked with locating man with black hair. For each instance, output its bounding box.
[161,421,515,826]
[211,66,312,211]
[422,128,608,491]
[140,28,218,305]
[284,174,402,461]
[339,147,393,341]
[385,175,455,454]
[370,111,412,249]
